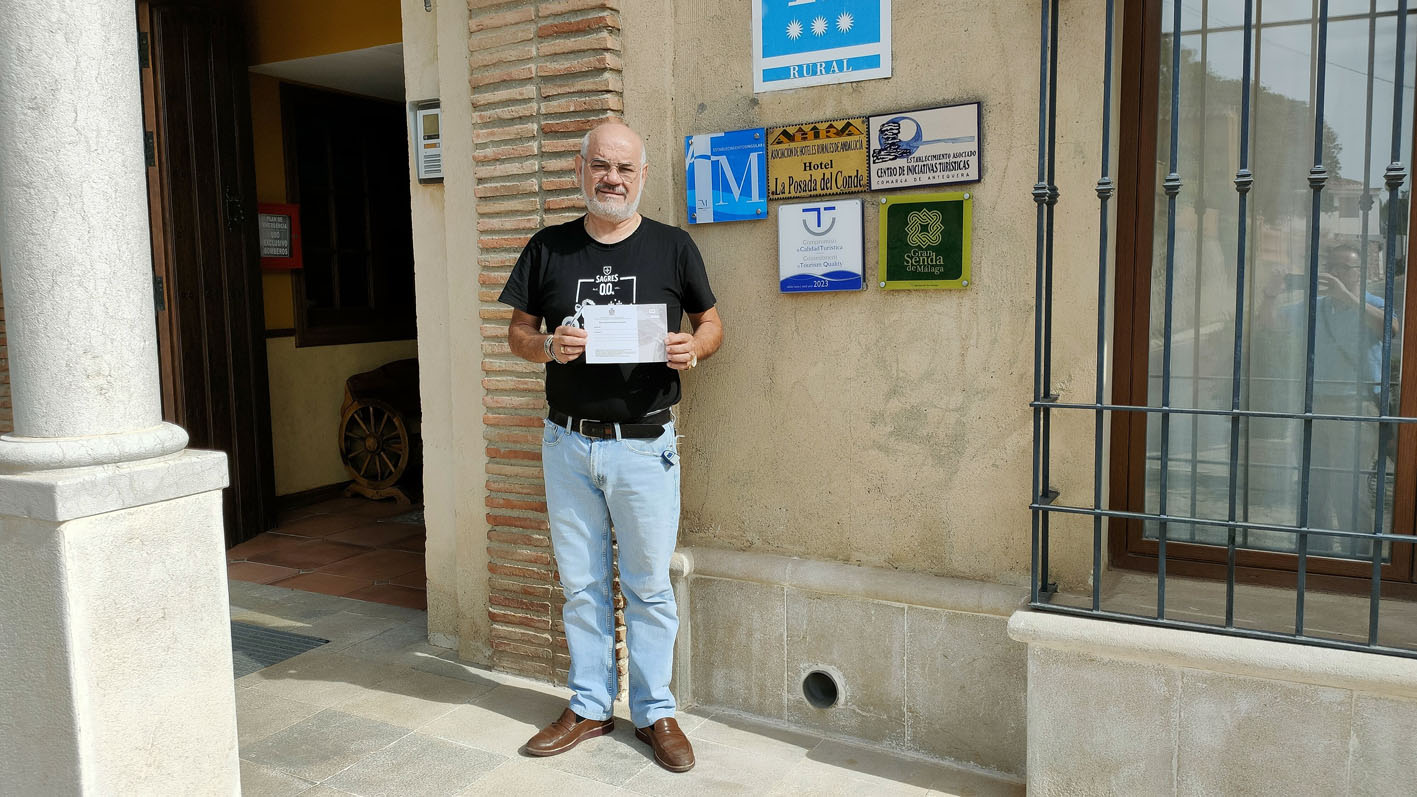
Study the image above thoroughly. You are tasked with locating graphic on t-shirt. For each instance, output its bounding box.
[563,265,637,328]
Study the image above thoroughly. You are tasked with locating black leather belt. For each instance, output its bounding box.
[549,409,669,439]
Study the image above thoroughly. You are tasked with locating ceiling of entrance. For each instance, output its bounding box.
[248,43,405,102]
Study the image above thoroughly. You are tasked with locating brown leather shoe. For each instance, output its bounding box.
[634,717,695,772]
[524,707,614,757]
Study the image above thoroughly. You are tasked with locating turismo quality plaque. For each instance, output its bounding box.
[778,199,864,293]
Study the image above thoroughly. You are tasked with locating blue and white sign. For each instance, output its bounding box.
[685,128,767,224]
[778,199,864,292]
[752,0,892,93]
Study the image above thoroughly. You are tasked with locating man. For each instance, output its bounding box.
[1260,243,1398,552]
[497,121,723,773]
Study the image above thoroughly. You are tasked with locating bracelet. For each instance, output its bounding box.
[543,334,562,364]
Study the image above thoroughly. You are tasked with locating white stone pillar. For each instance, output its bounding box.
[0,0,240,793]
[0,0,186,469]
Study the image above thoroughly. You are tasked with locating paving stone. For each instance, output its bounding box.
[768,760,929,797]
[240,710,408,782]
[295,611,402,652]
[411,648,515,686]
[237,759,315,797]
[242,652,401,708]
[540,723,651,787]
[420,683,569,756]
[458,758,618,796]
[323,733,505,797]
[794,740,956,791]
[926,768,1026,797]
[622,736,794,796]
[335,669,485,729]
[235,688,323,745]
[689,710,821,760]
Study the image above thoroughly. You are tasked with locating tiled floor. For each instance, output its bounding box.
[231,580,1023,796]
[228,497,427,611]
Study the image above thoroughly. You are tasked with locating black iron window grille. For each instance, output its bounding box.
[1030,0,1417,658]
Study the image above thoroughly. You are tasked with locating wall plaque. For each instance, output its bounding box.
[258,203,302,270]
[869,102,980,190]
[685,128,767,224]
[752,0,892,92]
[767,118,869,200]
[878,192,971,290]
[778,199,864,293]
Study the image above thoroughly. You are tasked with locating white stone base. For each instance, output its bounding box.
[673,547,1029,778]
[1009,609,1417,796]
[0,450,239,795]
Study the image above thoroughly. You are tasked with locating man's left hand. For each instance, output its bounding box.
[666,332,698,370]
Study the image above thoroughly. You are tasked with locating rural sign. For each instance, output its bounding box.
[752,0,892,92]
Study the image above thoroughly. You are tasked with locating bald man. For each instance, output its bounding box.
[499,121,723,772]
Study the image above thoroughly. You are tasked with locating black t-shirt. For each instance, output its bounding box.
[498,215,717,421]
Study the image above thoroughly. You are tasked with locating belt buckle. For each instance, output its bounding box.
[577,418,601,438]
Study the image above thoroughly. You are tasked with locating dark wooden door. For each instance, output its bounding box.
[139,0,276,547]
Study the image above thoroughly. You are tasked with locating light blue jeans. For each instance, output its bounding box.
[541,417,680,728]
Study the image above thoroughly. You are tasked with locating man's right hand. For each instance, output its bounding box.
[551,325,588,363]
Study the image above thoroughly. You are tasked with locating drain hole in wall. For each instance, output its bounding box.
[802,670,839,709]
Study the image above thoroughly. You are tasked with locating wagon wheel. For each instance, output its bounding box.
[339,398,410,490]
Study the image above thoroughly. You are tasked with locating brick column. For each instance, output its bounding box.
[469,0,627,689]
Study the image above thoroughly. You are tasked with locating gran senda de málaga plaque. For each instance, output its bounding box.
[878,192,972,290]
[685,128,767,224]
[869,103,980,190]
[778,199,864,293]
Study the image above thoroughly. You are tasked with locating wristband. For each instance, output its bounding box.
[543,334,561,364]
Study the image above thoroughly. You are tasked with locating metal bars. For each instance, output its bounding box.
[1225,0,1257,628]
[1029,0,1417,659]
[1295,0,1333,636]
[1371,0,1409,643]
[1156,0,1185,620]
[1092,0,1117,612]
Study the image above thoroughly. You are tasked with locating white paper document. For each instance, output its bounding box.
[581,303,668,364]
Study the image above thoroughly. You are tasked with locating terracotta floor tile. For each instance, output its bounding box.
[326,522,423,549]
[345,583,427,610]
[388,531,427,553]
[227,533,307,562]
[270,512,369,539]
[269,571,373,597]
[306,496,371,514]
[349,500,418,519]
[227,561,300,585]
[316,550,424,580]
[388,564,426,590]
[275,505,327,526]
[246,539,367,571]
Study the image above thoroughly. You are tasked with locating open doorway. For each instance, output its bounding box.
[137,0,426,609]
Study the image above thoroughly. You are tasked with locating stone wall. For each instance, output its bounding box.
[468,0,625,684]
[1010,610,1417,796]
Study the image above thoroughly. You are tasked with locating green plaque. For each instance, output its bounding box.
[877,192,972,290]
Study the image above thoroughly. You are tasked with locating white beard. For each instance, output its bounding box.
[583,183,641,223]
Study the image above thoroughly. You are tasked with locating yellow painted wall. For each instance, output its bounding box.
[267,337,421,494]
[242,0,402,66]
